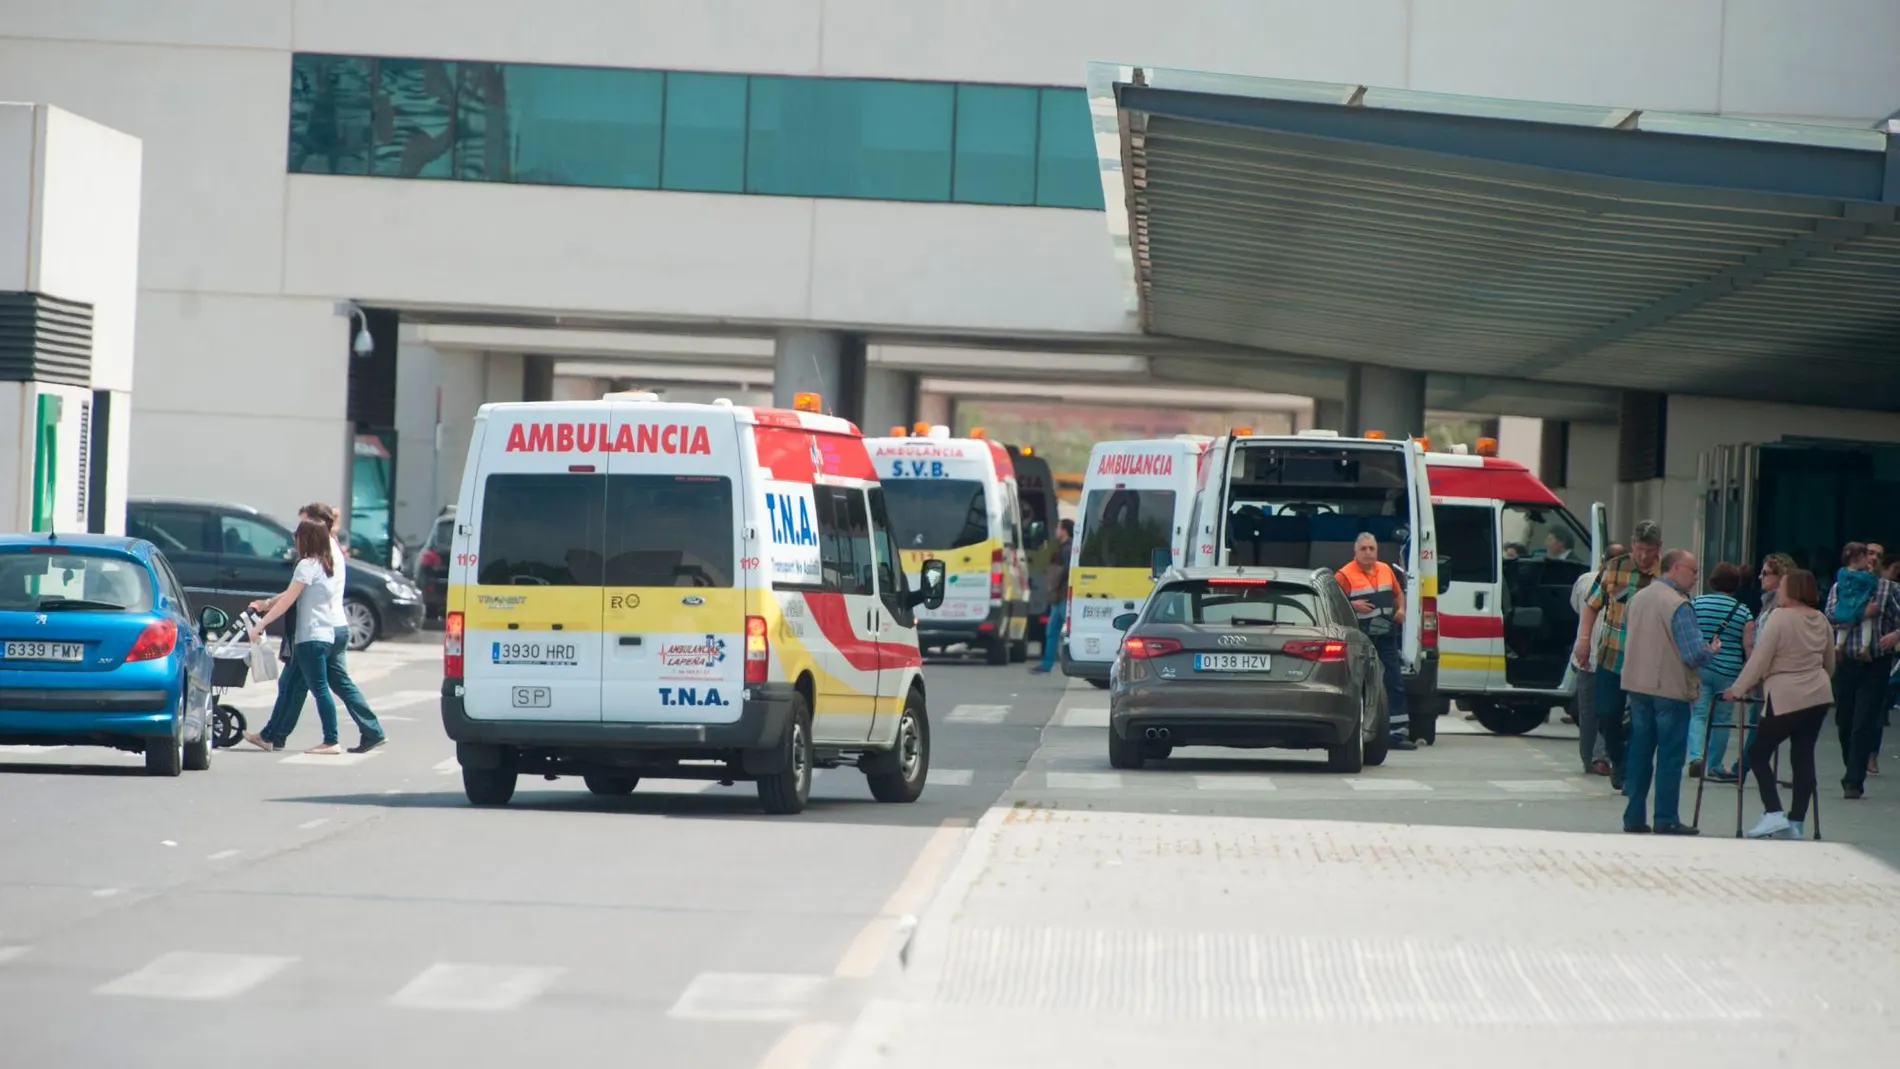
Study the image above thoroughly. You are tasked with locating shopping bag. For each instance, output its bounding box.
[248,639,281,683]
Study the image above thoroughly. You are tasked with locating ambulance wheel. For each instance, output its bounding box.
[866,688,929,804]
[584,774,639,796]
[463,767,517,807]
[1410,696,1445,746]
[984,636,1010,666]
[1008,638,1029,664]
[757,694,813,815]
[1474,702,1549,737]
[1087,678,1110,690]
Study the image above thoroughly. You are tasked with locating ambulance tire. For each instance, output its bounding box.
[1009,638,1029,663]
[463,767,517,807]
[867,688,929,804]
[1473,701,1549,737]
[757,694,813,816]
[584,774,639,796]
[1087,678,1110,690]
[984,636,1010,666]
[1410,695,1445,746]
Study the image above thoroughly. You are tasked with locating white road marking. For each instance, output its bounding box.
[206,849,241,861]
[1046,771,1123,790]
[947,704,1009,724]
[638,778,716,794]
[0,745,66,754]
[833,818,970,979]
[1345,778,1433,791]
[667,972,829,1022]
[1194,774,1277,791]
[297,818,330,830]
[433,758,459,773]
[755,1022,841,1069]
[0,946,29,964]
[96,952,297,1001]
[91,888,121,899]
[1059,706,1111,729]
[279,750,381,766]
[928,769,974,786]
[1491,779,1580,793]
[390,963,566,1011]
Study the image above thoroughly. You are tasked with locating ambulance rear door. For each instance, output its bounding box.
[1069,441,1189,665]
[1424,488,1502,696]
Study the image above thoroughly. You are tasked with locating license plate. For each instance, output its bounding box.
[512,686,551,708]
[4,641,84,663]
[1195,653,1271,672]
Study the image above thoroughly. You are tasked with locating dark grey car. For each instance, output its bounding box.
[1107,566,1389,773]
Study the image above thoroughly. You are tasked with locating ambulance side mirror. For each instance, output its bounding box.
[913,559,947,610]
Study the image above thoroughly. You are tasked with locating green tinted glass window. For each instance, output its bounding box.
[662,72,746,193]
[452,62,511,181]
[288,54,373,176]
[952,84,1037,205]
[749,78,953,201]
[506,64,662,188]
[370,59,457,179]
[1036,88,1105,210]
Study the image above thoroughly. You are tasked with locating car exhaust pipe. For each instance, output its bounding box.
[1144,727,1171,741]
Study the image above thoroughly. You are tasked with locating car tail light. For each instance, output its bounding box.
[745,616,769,684]
[990,548,1004,600]
[1062,587,1075,637]
[419,547,443,570]
[1282,639,1348,662]
[444,611,464,678]
[126,618,176,662]
[1122,636,1182,659]
[1420,596,1439,650]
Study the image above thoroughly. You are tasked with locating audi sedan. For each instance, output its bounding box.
[1107,566,1390,773]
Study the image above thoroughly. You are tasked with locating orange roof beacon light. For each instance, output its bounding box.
[1364,429,1387,440]
[792,392,823,413]
[889,426,907,437]
[1231,426,1254,436]
[970,427,987,439]
[912,421,931,436]
[1020,445,1033,456]
[1475,437,1499,457]
[1413,436,1431,450]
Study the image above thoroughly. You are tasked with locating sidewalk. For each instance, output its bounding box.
[826,804,1900,1068]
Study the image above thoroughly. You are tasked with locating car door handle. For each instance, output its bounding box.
[1474,592,1486,610]
[619,636,642,647]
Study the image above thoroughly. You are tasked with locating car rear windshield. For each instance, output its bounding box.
[1146,580,1324,627]
[0,551,154,612]
[477,473,735,587]
[1078,488,1175,568]
[881,479,989,550]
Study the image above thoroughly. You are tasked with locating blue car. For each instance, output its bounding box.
[0,533,227,776]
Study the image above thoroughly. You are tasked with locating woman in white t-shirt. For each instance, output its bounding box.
[246,519,385,755]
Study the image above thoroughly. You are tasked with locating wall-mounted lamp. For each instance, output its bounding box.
[335,300,374,357]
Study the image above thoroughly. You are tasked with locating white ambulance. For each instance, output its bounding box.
[864,427,1031,665]
[441,392,947,815]
[1063,436,1212,687]
[1181,430,1442,739]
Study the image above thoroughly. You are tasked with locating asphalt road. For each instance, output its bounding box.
[3,639,1897,1068]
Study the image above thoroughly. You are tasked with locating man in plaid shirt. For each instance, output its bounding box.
[1572,521,1664,792]
[1825,542,1900,800]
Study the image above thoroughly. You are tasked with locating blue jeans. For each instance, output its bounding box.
[292,627,383,746]
[1372,632,1408,738]
[257,655,309,747]
[1037,600,1066,672]
[1688,666,1739,770]
[1624,692,1691,829]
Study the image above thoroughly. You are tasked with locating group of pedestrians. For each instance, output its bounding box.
[1572,521,1898,839]
[240,502,388,756]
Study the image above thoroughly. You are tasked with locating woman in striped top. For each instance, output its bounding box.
[1688,561,1754,781]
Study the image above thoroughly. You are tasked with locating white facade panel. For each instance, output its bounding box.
[805,200,1132,335]
[130,409,347,527]
[0,38,290,296]
[34,107,143,394]
[291,0,826,76]
[1719,0,1900,121]
[0,104,33,292]
[282,177,819,323]
[0,0,293,51]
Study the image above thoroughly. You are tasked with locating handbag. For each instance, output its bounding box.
[248,637,281,683]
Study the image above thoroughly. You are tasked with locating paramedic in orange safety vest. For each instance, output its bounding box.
[1336,533,1416,752]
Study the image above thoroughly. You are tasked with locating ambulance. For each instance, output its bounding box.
[1181,429,1442,739]
[440,392,947,815]
[1424,440,1606,736]
[1005,443,1060,644]
[864,426,1031,665]
[1063,436,1212,687]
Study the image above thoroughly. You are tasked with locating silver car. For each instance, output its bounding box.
[1107,566,1391,772]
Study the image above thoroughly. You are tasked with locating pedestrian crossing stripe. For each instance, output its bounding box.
[1022,774,1592,794]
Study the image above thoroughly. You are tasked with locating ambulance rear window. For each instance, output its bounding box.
[476,473,733,587]
[1078,488,1175,568]
[882,479,989,550]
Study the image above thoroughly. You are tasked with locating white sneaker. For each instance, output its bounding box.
[1784,820,1804,840]
[1746,812,1792,839]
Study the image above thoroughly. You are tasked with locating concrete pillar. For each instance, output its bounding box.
[393,340,444,548]
[916,391,953,430]
[1343,364,1426,438]
[522,354,554,402]
[773,328,865,422]
[860,367,918,436]
[1313,399,1346,432]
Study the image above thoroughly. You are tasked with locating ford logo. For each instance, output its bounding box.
[681,596,704,606]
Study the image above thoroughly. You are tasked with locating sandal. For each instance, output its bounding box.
[303,742,342,755]
[244,733,280,752]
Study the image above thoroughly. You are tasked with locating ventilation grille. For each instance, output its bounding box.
[1617,391,1667,482]
[0,292,94,388]
[75,400,91,524]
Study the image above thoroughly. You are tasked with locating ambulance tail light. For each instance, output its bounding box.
[1062,586,1075,637]
[1420,596,1439,650]
[745,616,770,684]
[990,548,1004,600]
[444,611,465,678]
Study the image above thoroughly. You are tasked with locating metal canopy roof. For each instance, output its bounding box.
[1088,63,1900,412]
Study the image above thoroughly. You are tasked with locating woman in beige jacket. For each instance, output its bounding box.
[1723,568,1835,840]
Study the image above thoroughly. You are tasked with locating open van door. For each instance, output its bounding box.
[1589,502,1608,569]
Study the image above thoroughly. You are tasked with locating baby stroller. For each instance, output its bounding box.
[206,610,276,749]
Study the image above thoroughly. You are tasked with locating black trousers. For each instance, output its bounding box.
[1747,701,1828,822]
[1832,655,1893,791]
